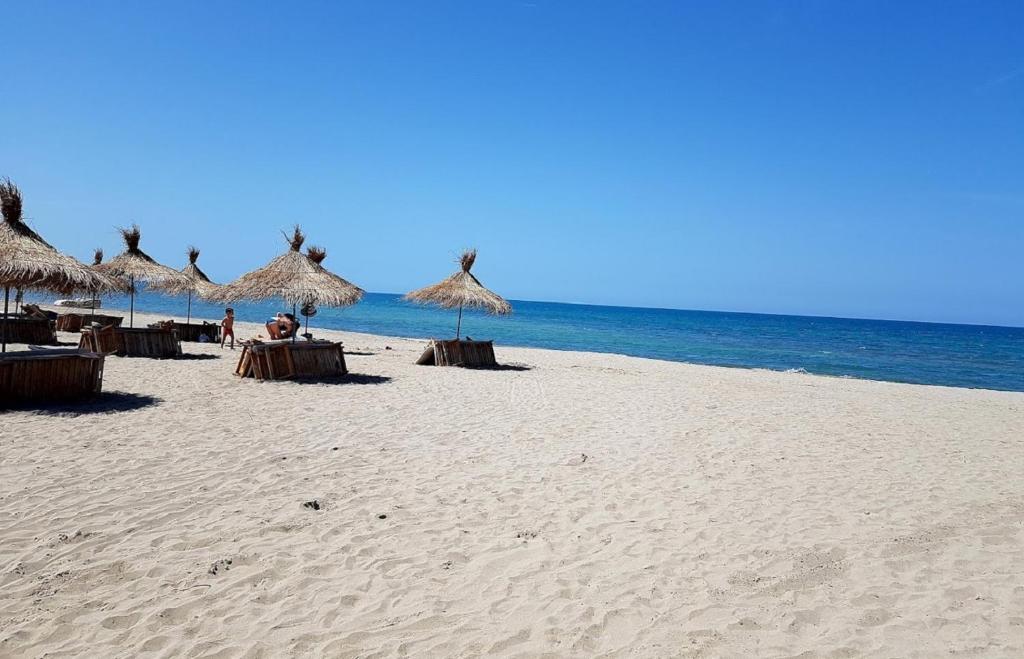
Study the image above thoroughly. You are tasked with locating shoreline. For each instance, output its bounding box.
[44,303,1024,396]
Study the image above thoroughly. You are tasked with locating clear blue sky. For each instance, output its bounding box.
[3,1,1022,326]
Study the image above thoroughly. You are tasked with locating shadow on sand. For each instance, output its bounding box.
[463,363,533,372]
[268,373,392,386]
[174,353,222,361]
[9,392,162,417]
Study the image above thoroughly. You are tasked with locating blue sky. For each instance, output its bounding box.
[3,1,1022,326]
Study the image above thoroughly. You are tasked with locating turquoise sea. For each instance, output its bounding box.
[63,292,1024,392]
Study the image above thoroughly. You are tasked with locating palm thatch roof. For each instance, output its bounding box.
[155,246,220,298]
[95,225,191,288]
[404,249,511,315]
[214,226,364,307]
[0,178,127,294]
[306,245,326,264]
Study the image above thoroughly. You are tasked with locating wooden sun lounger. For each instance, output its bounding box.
[172,322,220,343]
[80,326,181,358]
[0,349,105,404]
[147,320,219,343]
[416,339,497,367]
[56,314,124,333]
[1,316,58,346]
[235,339,347,381]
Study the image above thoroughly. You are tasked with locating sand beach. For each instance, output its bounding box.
[1,308,1023,658]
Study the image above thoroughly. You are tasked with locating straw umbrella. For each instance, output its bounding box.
[0,178,126,352]
[95,225,191,328]
[404,249,511,338]
[154,246,220,325]
[214,227,363,342]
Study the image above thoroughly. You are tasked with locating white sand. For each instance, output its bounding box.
[1,308,1023,657]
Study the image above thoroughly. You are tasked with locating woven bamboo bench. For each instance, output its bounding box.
[235,340,347,381]
[0,349,105,404]
[1,317,58,346]
[80,326,181,358]
[416,339,497,367]
[56,314,124,333]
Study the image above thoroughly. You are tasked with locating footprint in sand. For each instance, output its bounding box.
[208,558,233,575]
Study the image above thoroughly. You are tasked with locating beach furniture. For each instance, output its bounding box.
[117,327,181,358]
[0,348,105,403]
[416,338,497,367]
[79,325,181,358]
[1,316,58,346]
[56,313,124,333]
[95,225,192,328]
[148,318,218,343]
[234,339,347,380]
[78,324,119,355]
[55,314,83,332]
[20,303,55,320]
[404,250,511,366]
[171,321,220,342]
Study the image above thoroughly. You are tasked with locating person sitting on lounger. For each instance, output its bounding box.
[265,312,300,340]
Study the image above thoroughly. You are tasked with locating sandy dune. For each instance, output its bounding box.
[1,309,1022,657]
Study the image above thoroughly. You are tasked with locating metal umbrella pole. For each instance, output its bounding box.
[2,286,9,353]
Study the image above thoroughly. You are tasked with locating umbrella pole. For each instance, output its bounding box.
[187,290,192,325]
[292,302,297,344]
[129,275,135,328]
[2,286,9,354]
[456,303,463,340]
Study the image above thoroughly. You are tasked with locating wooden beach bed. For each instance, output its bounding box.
[1,316,58,346]
[0,349,105,403]
[235,339,347,381]
[55,313,124,333]
[171,321,220,343]
[416,339,497,367]
[147,320,219,343]
[79,326,181,358]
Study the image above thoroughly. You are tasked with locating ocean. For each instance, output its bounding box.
[50,291,1024,393]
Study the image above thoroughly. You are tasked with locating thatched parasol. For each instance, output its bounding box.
[95,224,191,328]
[214,227,364,341]
[404,249,511,338]
[153,246,220,325]
[0,178,125,351]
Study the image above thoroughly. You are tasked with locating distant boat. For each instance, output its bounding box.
[54,298,101,309]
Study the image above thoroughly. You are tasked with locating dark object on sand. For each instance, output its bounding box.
[416,339,497,368]
[234,339,347,381]
[0,349,105,404]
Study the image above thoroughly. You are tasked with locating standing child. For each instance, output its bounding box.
[221,308,235,349]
